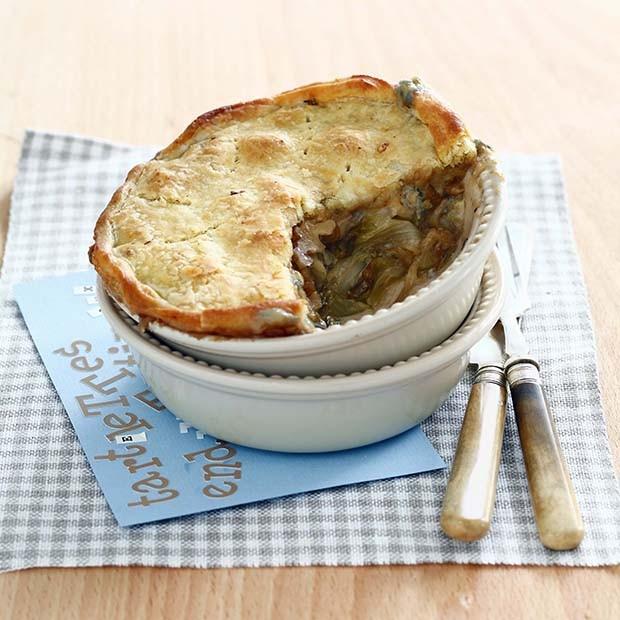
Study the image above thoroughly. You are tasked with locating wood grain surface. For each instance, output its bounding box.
[1,0,618,618]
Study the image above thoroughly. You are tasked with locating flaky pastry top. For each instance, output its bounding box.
[90,76,476,336]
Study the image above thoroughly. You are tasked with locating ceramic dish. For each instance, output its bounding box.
[113,150,505,376]
[98,252,504,452]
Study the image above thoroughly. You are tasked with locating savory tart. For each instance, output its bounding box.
[90,75,478,337]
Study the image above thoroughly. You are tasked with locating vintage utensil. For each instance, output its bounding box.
[441,225,533,542]
[500,229,584,551]
[440,327,507,541]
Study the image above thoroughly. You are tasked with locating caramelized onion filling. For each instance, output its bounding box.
[292,173,467,326]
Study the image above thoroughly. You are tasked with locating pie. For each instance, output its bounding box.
[90,75,479,337]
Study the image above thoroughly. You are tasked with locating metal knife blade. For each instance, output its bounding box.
[469,322,504,366]
[470,224,533,367]
[502,224,533,320]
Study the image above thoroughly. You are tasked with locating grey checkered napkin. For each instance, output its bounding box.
[0,130,619,572]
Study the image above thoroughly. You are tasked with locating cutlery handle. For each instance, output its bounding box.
[441,365,507,541]
[505,357,584,550]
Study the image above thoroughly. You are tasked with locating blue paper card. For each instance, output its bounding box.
[13,272,445,526]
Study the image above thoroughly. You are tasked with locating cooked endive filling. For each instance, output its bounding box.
[292,174,466,326]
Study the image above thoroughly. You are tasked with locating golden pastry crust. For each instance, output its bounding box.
[90,75,476,337]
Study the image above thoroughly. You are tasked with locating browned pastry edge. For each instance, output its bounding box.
[90,75,472,337]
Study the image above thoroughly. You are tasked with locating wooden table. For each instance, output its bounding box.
[1,1,618,617]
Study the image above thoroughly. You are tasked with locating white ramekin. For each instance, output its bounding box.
[123,148,505,376]
[98,252,504,453]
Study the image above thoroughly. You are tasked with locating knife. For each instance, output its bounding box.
[441,225,533,542]
[500,229,584,551]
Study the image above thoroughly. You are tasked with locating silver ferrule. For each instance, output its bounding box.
[505,357,540,387]
[474,364,505,387]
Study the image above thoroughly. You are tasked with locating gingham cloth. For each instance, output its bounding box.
[0,131,618,572]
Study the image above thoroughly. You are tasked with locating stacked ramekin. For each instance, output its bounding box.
[98,152,506,452]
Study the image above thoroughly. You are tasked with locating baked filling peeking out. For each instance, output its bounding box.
[292,168,466,326]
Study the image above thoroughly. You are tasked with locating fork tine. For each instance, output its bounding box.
[504,226,521,280]
[497,224,533,319]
